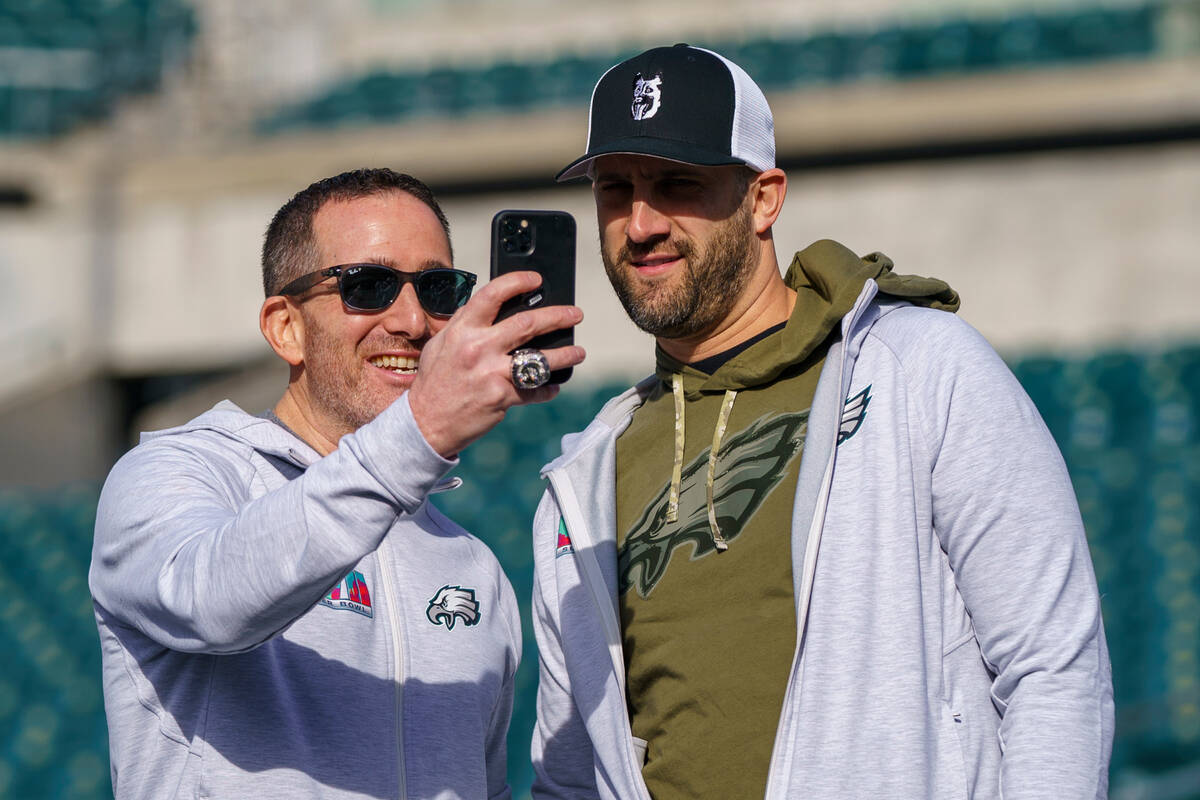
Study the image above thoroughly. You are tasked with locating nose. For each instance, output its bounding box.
[626,197,670,244]
[380,282,431,339]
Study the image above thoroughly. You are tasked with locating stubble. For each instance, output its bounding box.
[601,203,757,340]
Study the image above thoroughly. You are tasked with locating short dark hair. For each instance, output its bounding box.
[261,168,452,297]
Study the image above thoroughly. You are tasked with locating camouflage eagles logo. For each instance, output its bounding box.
[617,386,873,599]
[618,410,810,598]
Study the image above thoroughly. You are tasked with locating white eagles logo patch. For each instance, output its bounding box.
[632,72,662,120]
[426,585,480,630]
[838,385,872,444]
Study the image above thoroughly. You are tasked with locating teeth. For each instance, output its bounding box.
[369,355,418,372]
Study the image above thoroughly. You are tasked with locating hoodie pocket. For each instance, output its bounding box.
[943,635,1003,798]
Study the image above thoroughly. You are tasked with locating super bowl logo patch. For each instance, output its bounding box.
[320,570,373,618]
[555,519,574,558]
[426,585,480,630]
[631,72,662,120]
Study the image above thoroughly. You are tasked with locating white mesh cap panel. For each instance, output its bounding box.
[698,47,776,172]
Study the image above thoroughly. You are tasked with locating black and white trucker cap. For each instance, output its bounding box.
[555,43,775,181]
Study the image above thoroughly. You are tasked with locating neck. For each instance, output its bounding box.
[273,384,341,456]
[657,254,796,364]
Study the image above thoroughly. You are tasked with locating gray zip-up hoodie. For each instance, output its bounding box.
[530,277,1113,799]
[90,394,520,799]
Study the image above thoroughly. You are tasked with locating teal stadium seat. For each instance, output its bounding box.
[0,486,105,799]
[849,26,910,80]
[791,31,851,85]
[0,0,196,140]
[412,66,471,116]
[994,13,1050,67]
[475,61,540,111]
[539,54,612,104]
[917,20,980,74]
[1078,350,1154,449]
[359,71,419,122]
[256,3,1172,134]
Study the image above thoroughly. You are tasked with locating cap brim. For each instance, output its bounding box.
[555,137,750,182]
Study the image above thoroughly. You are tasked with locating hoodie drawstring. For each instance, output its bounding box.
[667,372,737,552]
[667,373,685,523]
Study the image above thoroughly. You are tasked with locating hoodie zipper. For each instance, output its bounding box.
[377,545,408,799]
[762,281,878,799]
[545,469,653,800]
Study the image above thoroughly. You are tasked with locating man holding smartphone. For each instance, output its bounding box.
[530,45,1112,799]
[90,168,585,799]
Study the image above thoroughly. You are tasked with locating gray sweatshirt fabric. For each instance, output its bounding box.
[530,280,1114,799]
[90,395,521,799]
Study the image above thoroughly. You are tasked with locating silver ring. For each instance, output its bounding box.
[511,348,551,390]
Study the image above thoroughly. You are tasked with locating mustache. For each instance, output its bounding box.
[615,236,696,265]
[363,334,427,352]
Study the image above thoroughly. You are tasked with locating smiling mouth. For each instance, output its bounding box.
[630,254,682,272]
[369,355,418,374]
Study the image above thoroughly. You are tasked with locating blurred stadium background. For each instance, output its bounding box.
[1,0,1198,797]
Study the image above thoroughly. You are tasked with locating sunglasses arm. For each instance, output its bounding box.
[277,267,339,298]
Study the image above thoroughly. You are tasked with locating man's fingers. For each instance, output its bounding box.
[495,306,583,354]
[537,345,587,374]
[456,270,543,324]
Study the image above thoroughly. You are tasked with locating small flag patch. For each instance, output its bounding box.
[555,519,574,558]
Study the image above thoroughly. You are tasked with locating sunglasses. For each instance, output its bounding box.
[278,264,477,316]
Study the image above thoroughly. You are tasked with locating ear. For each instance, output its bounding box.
[260,295,305,367]
[750,168,787,236]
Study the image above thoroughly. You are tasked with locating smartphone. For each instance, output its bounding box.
[490,209,577,384]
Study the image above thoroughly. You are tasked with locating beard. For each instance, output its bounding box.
[600,203,757,340]
[301,316,410,438]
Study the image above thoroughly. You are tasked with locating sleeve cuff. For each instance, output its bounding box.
[340,393,459,512]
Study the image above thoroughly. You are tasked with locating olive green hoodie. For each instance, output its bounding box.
[613,239,957,800]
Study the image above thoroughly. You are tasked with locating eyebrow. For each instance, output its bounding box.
[359,257,452,271]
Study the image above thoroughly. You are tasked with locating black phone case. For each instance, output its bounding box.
[489,210,576,384]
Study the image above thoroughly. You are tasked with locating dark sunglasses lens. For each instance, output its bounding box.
[417,270,474,315]
[340,266,399,310]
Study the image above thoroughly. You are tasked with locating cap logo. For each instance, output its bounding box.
[631,72,662,120]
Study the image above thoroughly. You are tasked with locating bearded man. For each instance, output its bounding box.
[529,45,1112,800]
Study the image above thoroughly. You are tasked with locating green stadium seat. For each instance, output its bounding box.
[1079,351,1154,447]
[994,14,1049,67]
[252,3,1172,137]
[1063,6,1155,62]
[848,26,910,80]
[360,71,418,121]
[789,32,851,85]
[539,54,608,104]
[411,66,472,116]
[474,61,540,110]
[912,19,979,73]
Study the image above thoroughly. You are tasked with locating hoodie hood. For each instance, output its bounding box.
[140,400,321,467]
[649,240,958,547]
[656,239,959,397]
